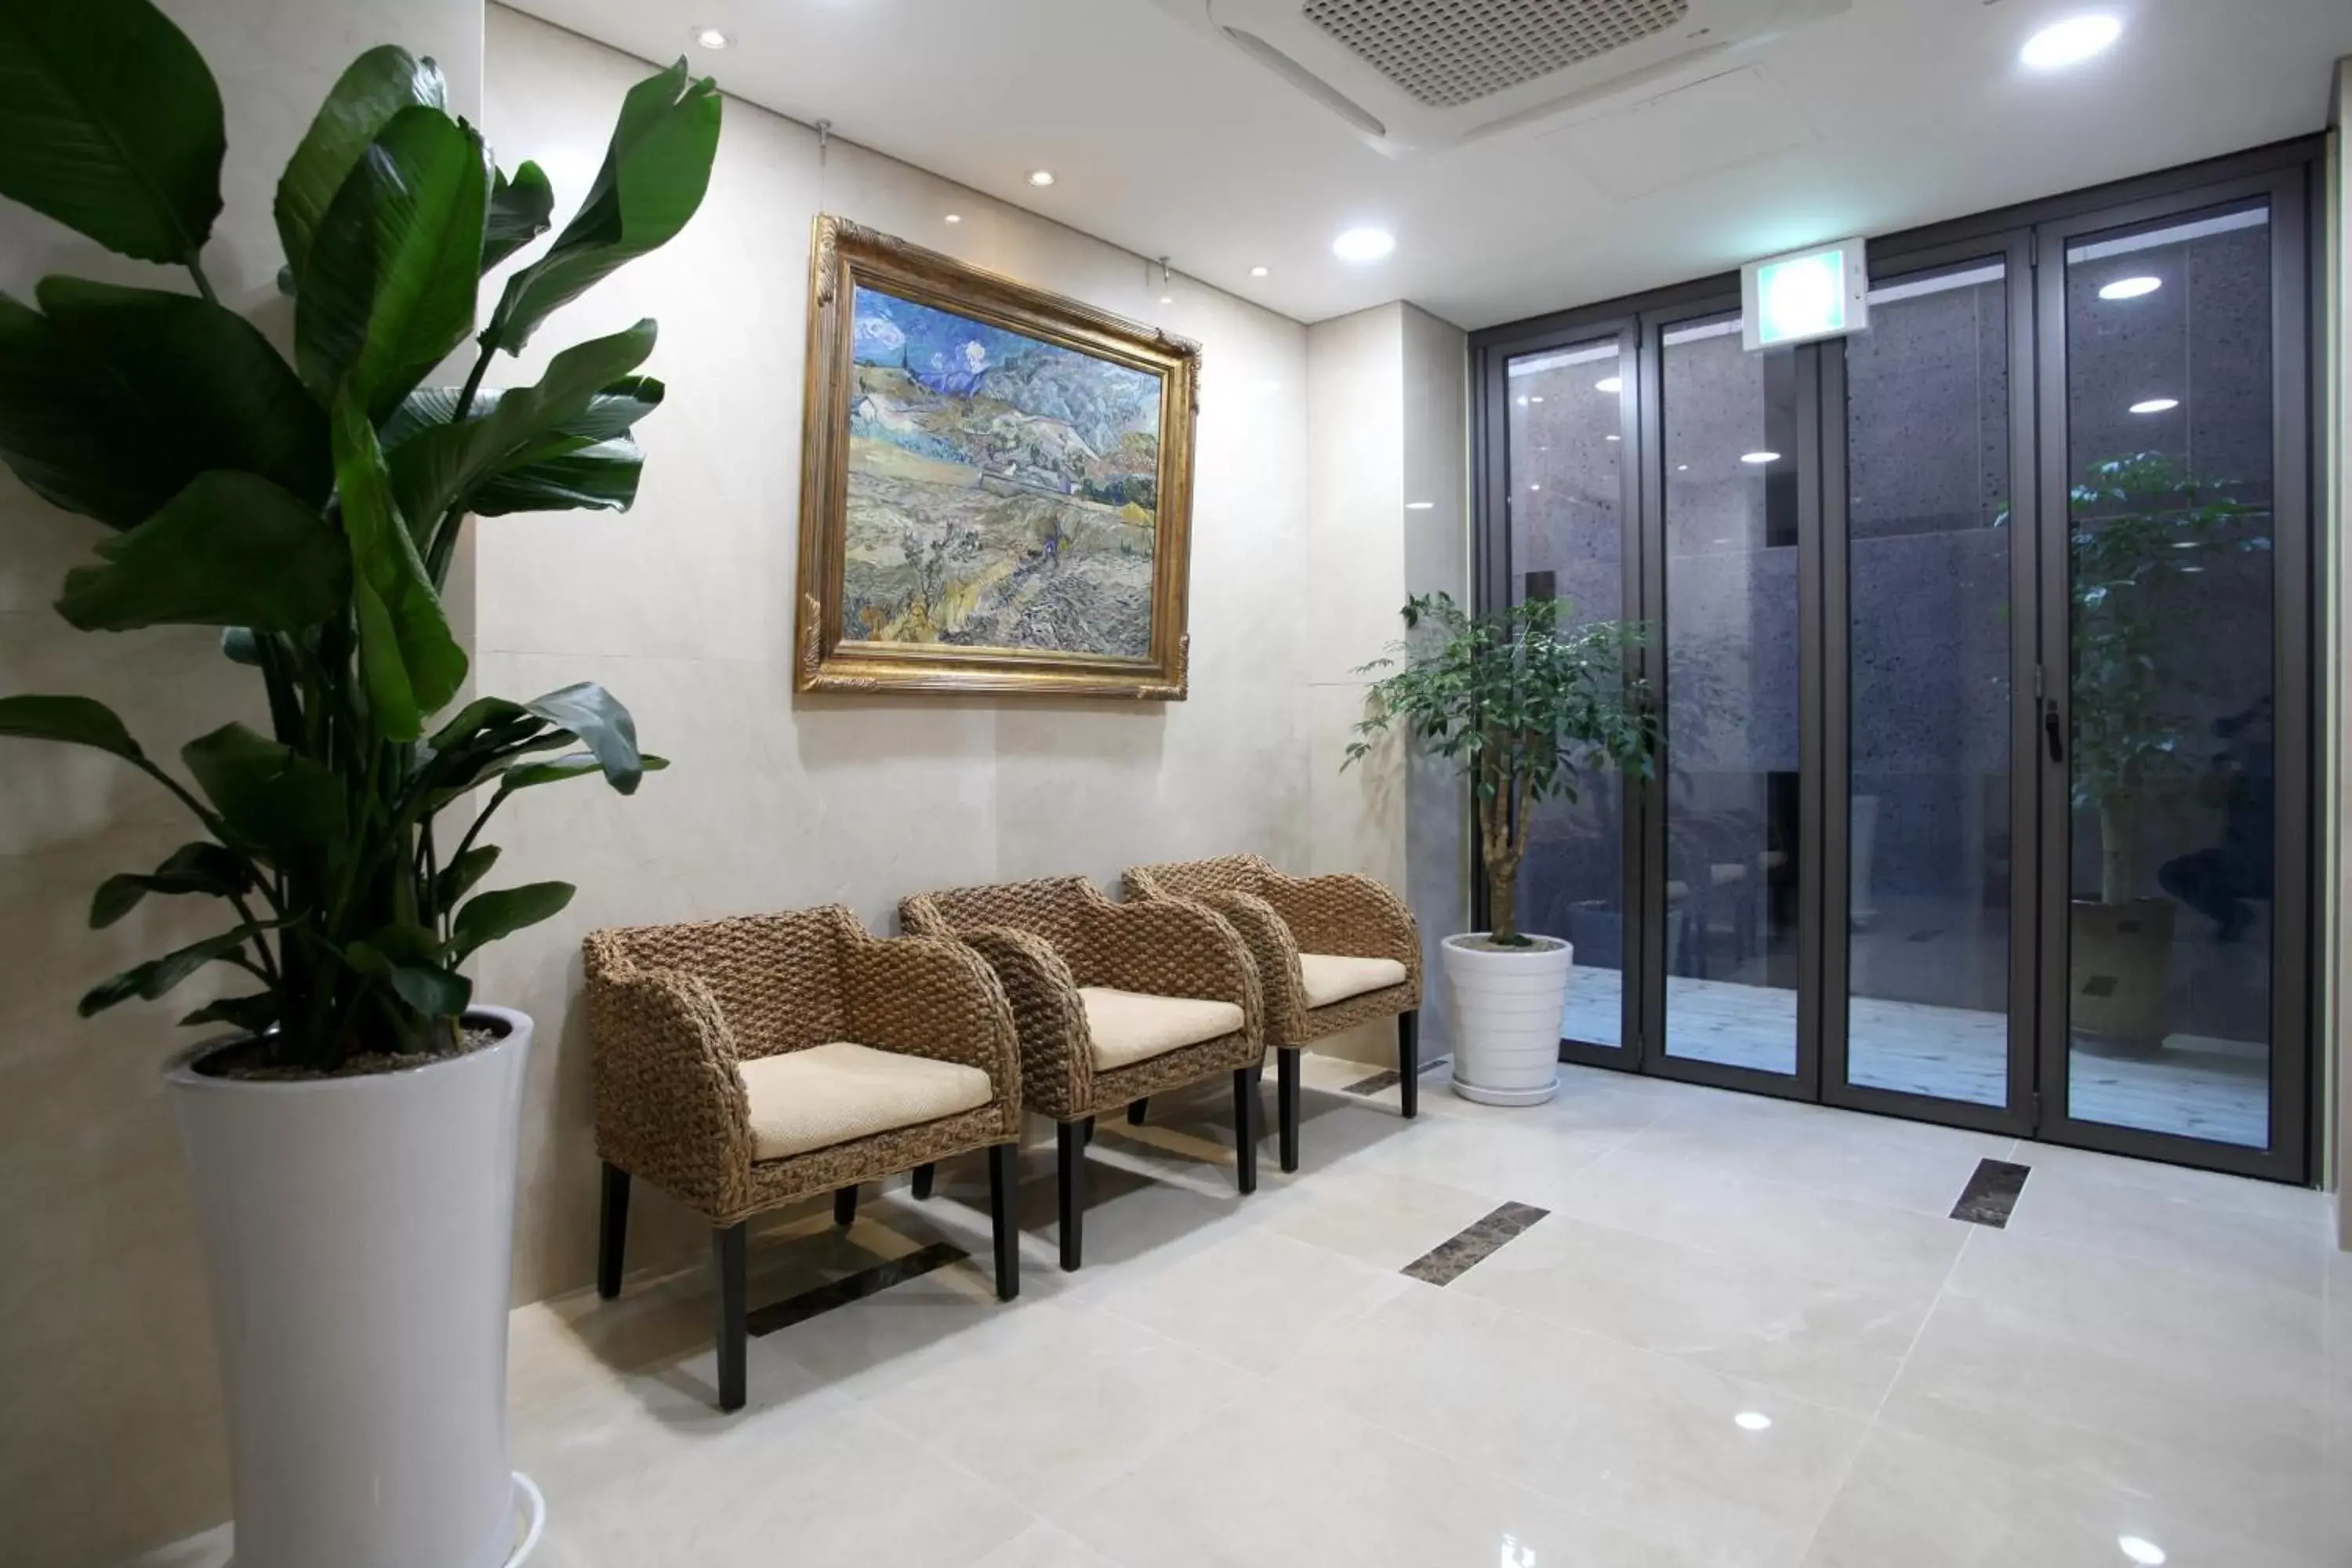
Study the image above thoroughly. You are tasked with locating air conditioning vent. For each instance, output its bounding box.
[1302,0,1691,109]
[1151,0,1849,158]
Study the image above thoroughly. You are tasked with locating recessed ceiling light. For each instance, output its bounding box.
[1159,294,1174,305]
[2100,275,2160,299]
[1676,463,1690,471]
[2129,397,2179,414]
[2116,1537,2166,1566]
[1530,395,1544,404]
[1740,450,1781,464]
[1733,1411,1773,1432]
[943,213,962,224]
[1606,434,1621,442]
[1529,483,1541,492]
[691,25,731,49]
[1333,227,1396,263]
[1250,265,1269,278]
[1026,169,1056,187]
[1405,501,1436,510]
[1515,396,1528,406]
[2021,14,2122,70]
[1595,376,1623,394]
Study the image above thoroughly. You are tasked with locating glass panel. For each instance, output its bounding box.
[2062,204,2274,1149]
[1842,262,2013,1105]
[1506,339,1629,1049]
[1661,315,1802,1075]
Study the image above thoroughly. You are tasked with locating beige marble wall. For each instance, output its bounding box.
[0,5,484,1563]
[474,9,1328,1301]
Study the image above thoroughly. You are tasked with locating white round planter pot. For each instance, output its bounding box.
[1440,934,1573,1106]
[168,1007,535,1568]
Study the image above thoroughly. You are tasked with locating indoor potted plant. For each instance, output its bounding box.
[2063,452,2263,1055]
[0,5,719,1563]
[1349,592,1656,1104]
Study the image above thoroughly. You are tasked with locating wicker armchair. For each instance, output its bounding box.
[1125,854,1422,1168]
[584,906,1022,1410]
[899,877,1264,1270]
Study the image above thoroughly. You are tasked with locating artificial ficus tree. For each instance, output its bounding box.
[1348,592,1658,946]
[0,0,723,1069]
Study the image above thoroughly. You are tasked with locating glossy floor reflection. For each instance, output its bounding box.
[160,1057,2350,1567]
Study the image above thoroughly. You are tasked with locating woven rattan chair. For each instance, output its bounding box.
[899,876,1264,1270]
[584,906,1023,1410]
[1124,854,1422,1168]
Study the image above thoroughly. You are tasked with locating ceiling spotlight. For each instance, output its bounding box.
[1250,265,1269,278]
[1405,501,1436,510]
[2129,397,2180,414]
[1676,463,1690,471]
[2021,14,2122,70]
[1529,483,1542,492]
[691,25,731,49]
[1606,434,1621,442]
[2100,275,2160,299]
[1595,376,1623,394]
[1733,1411,1773,1432]
[1333,227,1396,263]
[1530,395,1544,404]
[1160,295,1174,305]
[2116,1538,2166,1566]
[1026,169,1056,187]
[943,213,962,224]
[1740,450,1781,464]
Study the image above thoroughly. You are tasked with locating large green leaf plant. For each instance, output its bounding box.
[2067,451,2268,904]
[1348,593,1658,946]
[0,0,722,1069]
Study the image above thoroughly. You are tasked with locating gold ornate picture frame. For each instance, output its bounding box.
[794,216,1200,699]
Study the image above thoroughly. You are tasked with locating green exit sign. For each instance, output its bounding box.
[1741,239,1868,351]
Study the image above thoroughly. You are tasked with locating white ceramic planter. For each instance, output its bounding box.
[168,1008,535,1568]
[1440,934,1573,1105]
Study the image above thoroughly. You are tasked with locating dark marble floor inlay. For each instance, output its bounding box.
[746,1241,969,1335]
[1951,1158,2031,1227]
[1342,1068,1403,1096]
[1402,1200,1550,1286]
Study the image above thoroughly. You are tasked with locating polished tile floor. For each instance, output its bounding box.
[161,1054,2351,1568]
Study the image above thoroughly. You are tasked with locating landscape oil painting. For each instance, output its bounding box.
[797,217,1200,699]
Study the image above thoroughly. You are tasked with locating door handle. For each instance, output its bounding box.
[2042,702,2066,764]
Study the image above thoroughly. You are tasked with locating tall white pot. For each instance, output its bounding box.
[168,1007,534,1568]
[1440,935,1573,1106]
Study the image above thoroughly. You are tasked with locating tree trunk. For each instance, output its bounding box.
[2097,798,2138,906]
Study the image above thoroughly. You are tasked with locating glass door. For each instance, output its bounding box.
[2034,179,2314,1178]
[1822,245,2036,1131]
[1503,332,1637,1056]
[1650,308,1813,1091]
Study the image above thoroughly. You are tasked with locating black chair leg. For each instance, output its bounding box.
[833,1185,858,1225]
[1277,1047,1301,1173]
[597,1162,630,1300]
[1127,1098,1148,1126]
[1057,1119,1086,1271]
[1398,1008,1421,1120]
[1083,1115,1096,1145]
[912,1163,936,1200]
[1232,1067,1259,1196]
[712,1221,746,1412]
[989,1142,1021,1301]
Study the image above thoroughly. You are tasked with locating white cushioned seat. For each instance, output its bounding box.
[1076,986,1245,1071]
[739,1041,993,1161]
[1298,953,1410,1010]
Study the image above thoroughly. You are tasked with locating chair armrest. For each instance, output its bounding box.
[586,963,753,1218]
[952,924,1092,1121]
[840,933,1022,1137]
[1189,890,1305,1047]
[1081,898,1263,1030]
[1263,872,1422,981]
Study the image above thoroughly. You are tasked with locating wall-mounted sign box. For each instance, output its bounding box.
[1741,238,1869,351]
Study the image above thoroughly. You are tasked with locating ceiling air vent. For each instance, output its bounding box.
[1150,0,1849,157]
[1301,0,1691,110]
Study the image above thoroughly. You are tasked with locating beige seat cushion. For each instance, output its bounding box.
[1076,986,1245,1071]
[1299,953,1409,1010]
[739,1041,993,1161]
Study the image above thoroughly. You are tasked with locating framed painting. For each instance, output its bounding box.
[794,216,1200,699]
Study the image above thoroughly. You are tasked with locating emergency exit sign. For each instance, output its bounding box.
[1742,239,1868,351]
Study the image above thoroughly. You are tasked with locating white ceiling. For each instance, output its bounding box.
[506,0,2352,329]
